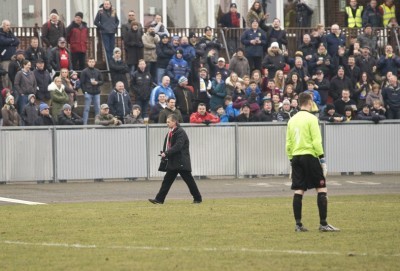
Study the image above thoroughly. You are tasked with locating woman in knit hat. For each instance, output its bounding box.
[1,95,20,126]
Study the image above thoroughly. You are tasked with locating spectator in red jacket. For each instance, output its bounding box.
[66,12,88,71]
[189,103,220,124]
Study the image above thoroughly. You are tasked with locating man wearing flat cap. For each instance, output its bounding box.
[49,37,73,72]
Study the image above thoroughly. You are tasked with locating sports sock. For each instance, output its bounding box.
[317,192,328,226]
[293,194,303,226]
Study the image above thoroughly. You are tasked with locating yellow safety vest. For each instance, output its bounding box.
[381,4,396,26]
[345,6,363,28]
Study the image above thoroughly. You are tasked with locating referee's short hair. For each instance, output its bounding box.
[298,92,313,107]
[167,114,179,123]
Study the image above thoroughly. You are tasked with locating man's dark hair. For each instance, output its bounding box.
[298,92,313,107]
[167,97,176,102]
[198,103,206,108]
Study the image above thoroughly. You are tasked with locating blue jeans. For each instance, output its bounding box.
[102,33,115,61]
[83,93,100,125]
[17,94,28,115]
[156,68,166,85]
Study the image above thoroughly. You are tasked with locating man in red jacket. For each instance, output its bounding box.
[66,12,88,71]
[189,102,220,124]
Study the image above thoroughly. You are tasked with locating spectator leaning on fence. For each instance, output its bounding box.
[21,94,39,126]
[34,103,55,126]
[57,103,83,125]
[95,103,122,126]
[107,81,132,123]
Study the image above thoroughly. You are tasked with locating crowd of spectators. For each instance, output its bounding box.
[1,0,400,128]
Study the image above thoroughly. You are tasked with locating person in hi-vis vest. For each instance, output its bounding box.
[345,0,364,28]
[379,0,396,27]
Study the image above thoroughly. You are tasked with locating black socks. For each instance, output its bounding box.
[293,194,303,226]
[318,192,328,226]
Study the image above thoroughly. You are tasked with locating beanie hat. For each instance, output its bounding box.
[28,94,36,101]
[75,12,83,19]
[5,95,14,104]
[160,33,169,39]
[39,103,49,111]
[50,9,58,15]
[270,42,279,48]
[113,47,121,54]
[282,99,291,105]
[178,76,188,85]
[176,48,183,55]
[63,103,71,110]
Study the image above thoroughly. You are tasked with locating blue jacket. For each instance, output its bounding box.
[225,103,240,121]
[150,84,176,107]
[325,32,346,57]
[166,56,190,83]
[240,28,267,57]
[0,28,20,61]
[180,43,196,66]
[305,90,322,106]
[377,55,400,77]
[94,7,119,34]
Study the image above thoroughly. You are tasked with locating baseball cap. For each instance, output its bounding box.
[218,57,225,62]
[100,104,109,109]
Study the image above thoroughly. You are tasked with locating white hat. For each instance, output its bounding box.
[218,57,225,62]
[270,42,279,48]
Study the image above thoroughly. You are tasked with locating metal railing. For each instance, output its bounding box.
[11,26,397,65]
[1,121,399,183]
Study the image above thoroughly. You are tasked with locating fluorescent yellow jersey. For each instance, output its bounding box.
[286,110,324,160]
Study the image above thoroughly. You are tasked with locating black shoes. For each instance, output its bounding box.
[148,199,163,204]
[193,200,202,204]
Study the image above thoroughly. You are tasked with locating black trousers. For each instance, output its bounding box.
[72,52,86,71]
[155,170,202,203]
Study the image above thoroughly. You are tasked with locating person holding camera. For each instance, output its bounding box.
[149,114,202,204]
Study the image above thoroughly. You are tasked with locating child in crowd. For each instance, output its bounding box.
[215,105,229,122]
[70,71,81,108]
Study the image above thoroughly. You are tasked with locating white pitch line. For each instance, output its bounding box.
[3,240,399,257]
[0,197,46,205]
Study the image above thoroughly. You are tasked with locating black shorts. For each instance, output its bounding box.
[291,154,326,191]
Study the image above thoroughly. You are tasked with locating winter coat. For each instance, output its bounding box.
[0,28,20,60]
[357,111,374,121]
[325,32,346,57]
[166,56,190,84]
[49,47,73,71]
[49,84,69,121]
[299,43,316,60]
[121,20,143,39]
[124,28,144,66]
[319,110,344,122]
[66,21,88,53]
[189,111,220,124]
[382,84,400,110]
[362,4,382,27]
[262,47,287,79]
[1,105,20,126]
[309,51,334,75]
[262,25,288,48]
[149,103,166,123]
[21,102,39,126]
[34,69,52,101]
[34,114,55,126]
[142,32,160,62]
[377,55,400,77]
[124,113,144,124]
[315,78,331,105]
[41,20,66,48]
[7,57,23,85]
[210,79,227,111]
[107,89,132,119]
[80,67,103,95]
[240,28,267,57]
[156,41,175,69]
[131,68,152,101]
[259,110,277,122]
[174,85,194,116]
[24,46,49,71]
[180,43,196,67]
[246,8,265,27]
[162,125,192,172]
[229,54,250,78]
[330,76,354,101]
[14,70,37,96]
[236,113,259,122]
[198,35,222,57]
[365,91,384,106]
[158,107,184,124]
[109,58,129,88]
[57,111,83,125]
[94,6,119,34]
